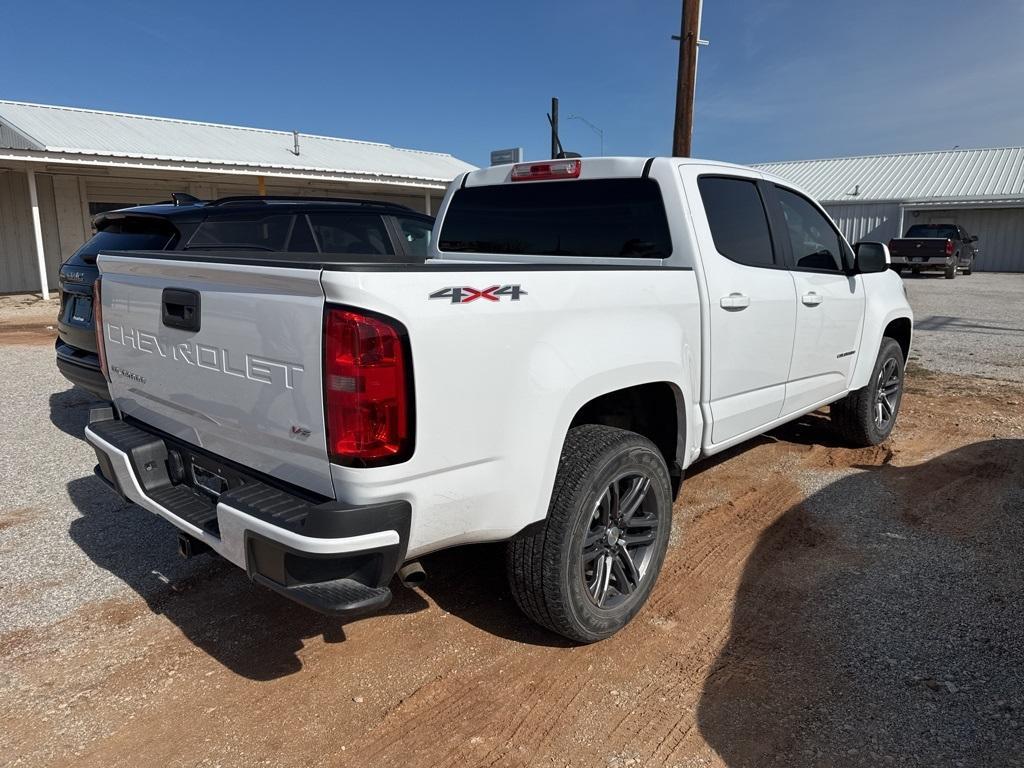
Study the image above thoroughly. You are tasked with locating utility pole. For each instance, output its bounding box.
[550,97,559,159]
[672,0,702,157]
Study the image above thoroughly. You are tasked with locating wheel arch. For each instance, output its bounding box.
[568,381,687,499]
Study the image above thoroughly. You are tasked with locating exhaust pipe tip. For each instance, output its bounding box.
[398,561,426,588]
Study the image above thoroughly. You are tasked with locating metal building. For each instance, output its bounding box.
[0,100,475,297]
[755,146,1024,272]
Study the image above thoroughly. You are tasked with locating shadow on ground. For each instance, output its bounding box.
[58,383,567,681]
[697,439,1024,766]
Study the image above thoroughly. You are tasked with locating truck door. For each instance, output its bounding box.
[682,168,797,446]
[767,184,866,416]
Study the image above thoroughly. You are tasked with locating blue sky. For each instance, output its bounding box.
[1,0,1022,167]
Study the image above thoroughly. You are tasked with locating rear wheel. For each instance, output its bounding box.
[945,261,957,279]
[830,337,905,447]
[506,425,673,643]
[911,267,921,276]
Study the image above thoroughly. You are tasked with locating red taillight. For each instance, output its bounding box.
[510,159,581,182]
[93,278,110,383]
[945,239,954,255]
[323,307,412,466]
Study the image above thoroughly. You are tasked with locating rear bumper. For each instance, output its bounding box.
[55,340,109,400]
[84,408,410,618]
[890,256,951,269]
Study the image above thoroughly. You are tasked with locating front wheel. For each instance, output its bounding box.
[506,425,673,643]
[964,258,974,276]
[830,337,905,446]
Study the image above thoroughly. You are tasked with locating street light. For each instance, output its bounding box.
[567,114,604,157]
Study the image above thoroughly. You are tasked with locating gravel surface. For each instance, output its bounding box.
[904,272,1024,381]
[0,345,212,633]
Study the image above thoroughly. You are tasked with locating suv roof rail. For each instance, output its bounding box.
[208,195,419,212]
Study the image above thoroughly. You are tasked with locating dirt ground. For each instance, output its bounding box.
[1,301,1023,767]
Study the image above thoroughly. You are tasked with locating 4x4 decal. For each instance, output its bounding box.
[429,285,527,304]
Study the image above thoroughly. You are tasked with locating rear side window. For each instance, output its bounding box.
[308,213,393,255]
[438,179,671,258]
[395,216,433,259]
[188,214,293,251]
[774,186,844,272]
[698,176,775,267]
[74,218,177,263]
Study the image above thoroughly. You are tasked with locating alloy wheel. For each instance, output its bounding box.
[874,357,901,430]
[582,472,660,608]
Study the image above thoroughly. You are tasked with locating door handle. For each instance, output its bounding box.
[720,292,750,310]
[162,288,201,332]
[801,291,823,306]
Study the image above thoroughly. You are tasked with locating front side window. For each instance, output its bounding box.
[438,179,671,259]
[307,213,393,255]
[394,216,433,259]
[698,176,775,268]
[775,187,844,272]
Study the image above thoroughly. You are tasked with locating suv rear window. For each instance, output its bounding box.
[75,218,177,263]
[438,179,672,258]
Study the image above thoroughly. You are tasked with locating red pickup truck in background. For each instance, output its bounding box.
[888,224,979,279]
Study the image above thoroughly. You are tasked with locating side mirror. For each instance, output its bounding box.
[853,241,889,274]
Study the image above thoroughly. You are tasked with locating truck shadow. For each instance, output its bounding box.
[696,438,1024,766]
[49,387,101,439]
[65,472,431,681]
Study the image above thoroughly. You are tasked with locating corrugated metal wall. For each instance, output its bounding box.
[824,202,902,244]
[0,170,64,293]
[908,207,1024,272]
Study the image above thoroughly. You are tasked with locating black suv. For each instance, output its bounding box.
[56,195,434,399]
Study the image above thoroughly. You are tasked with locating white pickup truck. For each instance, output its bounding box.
[86,157,912,642]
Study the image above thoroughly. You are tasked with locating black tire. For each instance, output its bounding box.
[945,262,957,279]
[964,258,973,276]
[911,267,921,276]
[506,425,673,643]
[892,266,904,276]
[830,337,905,447]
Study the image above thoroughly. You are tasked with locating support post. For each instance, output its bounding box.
[423,191,432,216]
[26,167,49,300]
[672,0,701,157]
[257,175,266,196]
[550,97,559,159]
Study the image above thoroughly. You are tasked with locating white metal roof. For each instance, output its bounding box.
[0,100,474,186]
[754,146,1024,204]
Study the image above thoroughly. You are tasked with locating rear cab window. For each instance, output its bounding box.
[905,224,959,239]
[438,179,672,258]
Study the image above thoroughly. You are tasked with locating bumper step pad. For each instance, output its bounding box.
[261,576,392,618]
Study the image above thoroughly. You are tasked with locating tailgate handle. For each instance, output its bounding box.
[162,288,201,332]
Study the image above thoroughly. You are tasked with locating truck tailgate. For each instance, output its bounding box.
[96,253,333,497]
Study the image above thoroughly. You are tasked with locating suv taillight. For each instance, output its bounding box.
[93,278,110,382]
[323,307,412,466]
[945,238,954,255]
